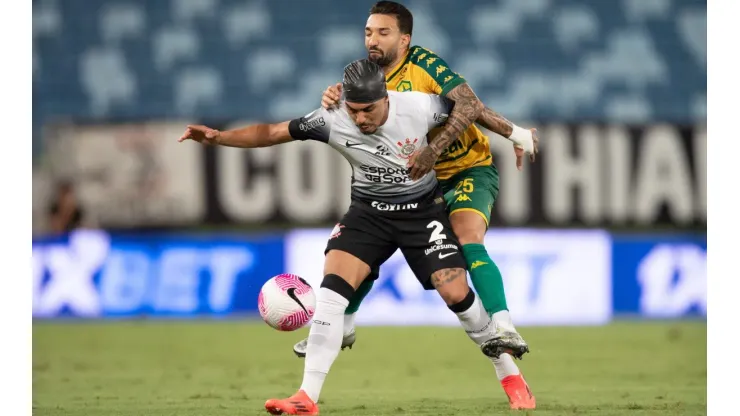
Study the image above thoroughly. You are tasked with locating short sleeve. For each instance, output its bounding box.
[422,94,455,130]
[288,107,333,142]
[410,46,467,96]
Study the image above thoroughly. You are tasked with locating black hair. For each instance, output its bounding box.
[370,1,413,35]
[342,59,388,103]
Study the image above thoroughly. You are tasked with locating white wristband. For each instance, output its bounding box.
[509,124,534,153]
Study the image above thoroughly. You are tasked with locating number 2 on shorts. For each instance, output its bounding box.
[427,220,447,243]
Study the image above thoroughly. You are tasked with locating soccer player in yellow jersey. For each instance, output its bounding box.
[293,1,538,410]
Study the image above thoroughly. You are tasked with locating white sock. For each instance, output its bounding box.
[453,292,496,346]
[490,311,521,380]
[492,310,517,333]
[452,293,521,381]
[492,353,521,381]
[299,287,350,403]
[343,312,356,337]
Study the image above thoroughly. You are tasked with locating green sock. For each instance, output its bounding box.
[345,279,374,314]
[462,243,508,316]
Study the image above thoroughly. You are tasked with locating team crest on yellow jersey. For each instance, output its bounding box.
[396,80,412,92]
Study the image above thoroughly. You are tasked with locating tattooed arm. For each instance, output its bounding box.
[476,106,539,169]
[407,83,484,180]
[476,107,513,138]
[429,83,485,155]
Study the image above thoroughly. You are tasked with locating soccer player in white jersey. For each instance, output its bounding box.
[180,59,505,415]
[294,6,538,411]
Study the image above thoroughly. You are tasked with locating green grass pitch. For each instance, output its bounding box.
[33,321,706,415]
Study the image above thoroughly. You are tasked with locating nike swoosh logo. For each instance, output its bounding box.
[438,252,456,259]
[286,288,308,314]
[345,141,363,148]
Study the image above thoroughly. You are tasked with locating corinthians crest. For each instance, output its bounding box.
[396,138,419,159]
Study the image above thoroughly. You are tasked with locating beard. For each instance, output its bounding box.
[368,48,398,68]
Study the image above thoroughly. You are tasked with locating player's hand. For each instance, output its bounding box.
[321,83,342,109]
[179,125,221,145]
[514,128,539,171]
[407,146,441,180]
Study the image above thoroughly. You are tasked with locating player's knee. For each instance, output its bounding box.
[456,229,485,246]
[324,249,371,288]
[438,284,472,307]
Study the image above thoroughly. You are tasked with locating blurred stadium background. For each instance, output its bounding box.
[32,0,706,414]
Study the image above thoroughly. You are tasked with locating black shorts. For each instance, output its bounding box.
[325,188,467,290]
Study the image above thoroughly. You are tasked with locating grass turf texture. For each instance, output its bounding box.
[33,321,706,415]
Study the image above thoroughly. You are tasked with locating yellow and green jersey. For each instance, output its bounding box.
[384,45,493,180]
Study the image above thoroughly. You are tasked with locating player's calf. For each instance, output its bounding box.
[297,250,369,403]
[433,267,497,348]
[299,274,354,402]
[449,211,530,360]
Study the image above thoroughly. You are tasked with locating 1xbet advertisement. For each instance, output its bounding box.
[32,229,706,324]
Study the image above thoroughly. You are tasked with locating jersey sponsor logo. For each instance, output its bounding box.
[455,194,472,203]
[441,139,465,156]
[375,145,391,156]
[359,165,409,175]
[424,242,458,256]
[370,201,419,211]
[438,252,456,259]
[359,165,411,184]
[345,140,363,148]
[433,113,448,124]
[299,117,325,132]
[396,138,419,159]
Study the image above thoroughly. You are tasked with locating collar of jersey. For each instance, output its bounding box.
[385,46,417,84]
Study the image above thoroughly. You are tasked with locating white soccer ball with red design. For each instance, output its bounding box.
[258,273,316,331]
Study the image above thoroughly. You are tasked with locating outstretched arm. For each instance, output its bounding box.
[476,107,539,168]
[178,121,293,148]
[180,107,333,148]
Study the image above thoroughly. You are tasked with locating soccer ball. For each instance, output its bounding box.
[258,273,316,331]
